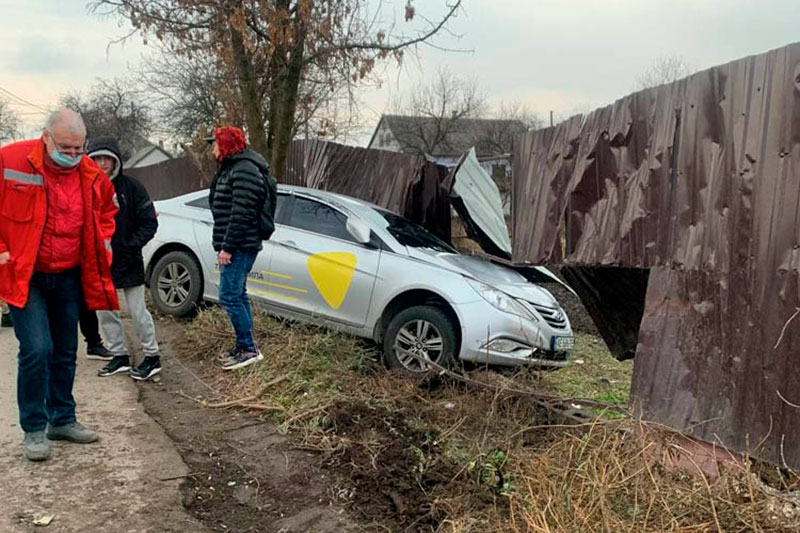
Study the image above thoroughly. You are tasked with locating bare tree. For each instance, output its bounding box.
[294,61,366,143]
[0,99,21,145]
[89,0,463,180]
[635,54,695,89]
[137,47,230,141]
[481,101,540,155]
[391,76,539,162]
[61,78,152,159]
[392,67,487,156]
[495,101,542,130]
[138,44,363,145]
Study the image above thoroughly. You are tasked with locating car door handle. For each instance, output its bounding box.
[200,220,213,226]
[277,240,297,249]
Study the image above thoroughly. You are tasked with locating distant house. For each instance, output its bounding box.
[125,140,174,169]
[368,114,527,215]
[367,114,527,177]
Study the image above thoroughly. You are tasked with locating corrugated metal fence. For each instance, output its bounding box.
[512,42,800,468]
[127,157,213,201]
[285,140,453,241]
[130,140,453,241]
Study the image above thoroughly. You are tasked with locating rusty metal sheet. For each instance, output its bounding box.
[127,157,210,201]
[511,42,800,468]
[634,267,800,469]
[560,267,648,361]
[513,43,800,270]
[403,160,454,244]
[511,114,582,265]
[284,140,452,241]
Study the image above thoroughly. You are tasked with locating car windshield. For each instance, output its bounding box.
[375,209,457,253]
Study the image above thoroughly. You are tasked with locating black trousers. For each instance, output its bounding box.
[78,298,103,347]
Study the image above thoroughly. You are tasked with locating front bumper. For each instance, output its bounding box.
[456,300,573,368]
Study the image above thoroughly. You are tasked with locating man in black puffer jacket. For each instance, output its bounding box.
[86,137,162,381]
[208,126,276,370]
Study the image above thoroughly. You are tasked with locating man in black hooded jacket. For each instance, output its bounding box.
[86,137,162,380]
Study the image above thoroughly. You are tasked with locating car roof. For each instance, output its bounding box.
[281,185,383,212]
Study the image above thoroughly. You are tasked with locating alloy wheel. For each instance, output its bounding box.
[156,262,192,308]
[393,319,445,372]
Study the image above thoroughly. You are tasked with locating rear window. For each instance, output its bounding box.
[192,192,289,220]
[185,196,209,209]
[287,196,355,242]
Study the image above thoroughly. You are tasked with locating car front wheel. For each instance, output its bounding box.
[150,250,203,316]
[383,305,457,374]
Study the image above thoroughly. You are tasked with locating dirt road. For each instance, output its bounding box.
[139,319,360,533]
[0,325,207,533]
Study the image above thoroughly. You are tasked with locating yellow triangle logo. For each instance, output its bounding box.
[307,252,357,310]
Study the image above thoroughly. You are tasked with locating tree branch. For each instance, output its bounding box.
[305,0,461,64]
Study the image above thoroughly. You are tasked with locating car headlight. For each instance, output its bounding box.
[465,278,538,322]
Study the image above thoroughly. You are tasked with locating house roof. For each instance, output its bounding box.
[125,142,173,168]
[371,114,527,158]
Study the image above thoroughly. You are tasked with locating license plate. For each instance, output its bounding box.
[552,336,574,352]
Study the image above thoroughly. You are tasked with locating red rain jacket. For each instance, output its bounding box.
[0,138,119,310]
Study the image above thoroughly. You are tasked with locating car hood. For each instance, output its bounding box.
[406,249,562,308]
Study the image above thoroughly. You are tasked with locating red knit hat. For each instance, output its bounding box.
[213,126,247,162]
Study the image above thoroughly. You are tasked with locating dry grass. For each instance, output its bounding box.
[182,306,375,411]
[509,421,800,532]
[179,307,800,532]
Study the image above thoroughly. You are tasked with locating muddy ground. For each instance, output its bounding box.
[0,322,206,533]
[140,318,362,533]
[1,309,448,532]
[143,318,515,532]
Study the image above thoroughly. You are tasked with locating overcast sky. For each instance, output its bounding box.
[1,0,798,143]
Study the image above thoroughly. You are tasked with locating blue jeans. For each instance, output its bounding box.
[9,269,81,433]
[219,250,258,351]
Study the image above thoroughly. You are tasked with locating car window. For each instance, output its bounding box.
[187,192,288,220]
[185,196,210,209]
[287,196,355,242]
[375,208,456,253]
[273,193,287,221]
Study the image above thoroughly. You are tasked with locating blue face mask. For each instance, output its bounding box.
[50,149,82,168]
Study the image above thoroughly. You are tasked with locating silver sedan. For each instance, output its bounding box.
[142,186,574,372]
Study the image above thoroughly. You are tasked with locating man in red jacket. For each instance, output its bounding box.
[0,108,119,462]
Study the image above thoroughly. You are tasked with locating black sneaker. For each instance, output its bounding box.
[130,356,161,381]
[221,348,263,371]
[98,355,131,377]
[86,344,113,361]
[216,346,240,364]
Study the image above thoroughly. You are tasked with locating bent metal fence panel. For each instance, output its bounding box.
[285,140,452,241]
[512,42,800,468]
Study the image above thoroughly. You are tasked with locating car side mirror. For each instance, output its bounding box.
[346,218,372,245]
